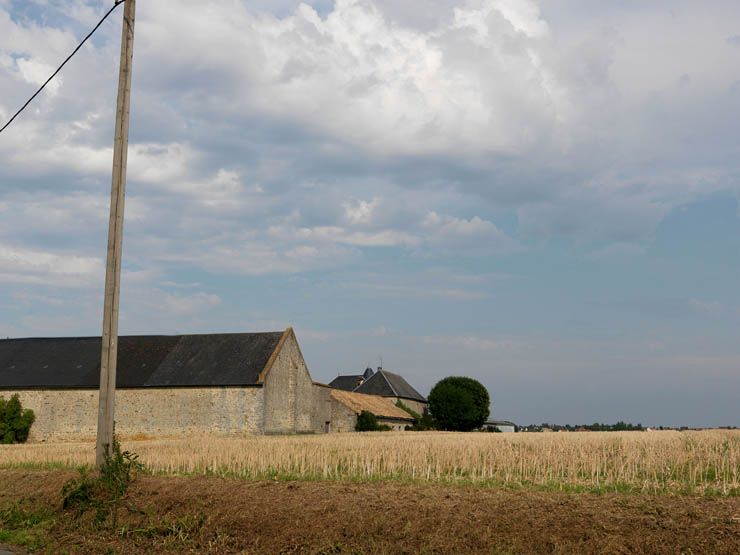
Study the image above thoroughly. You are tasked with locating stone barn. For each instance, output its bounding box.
[0,327,344,441]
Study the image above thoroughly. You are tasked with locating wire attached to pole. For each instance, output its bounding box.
[0,0,127,136]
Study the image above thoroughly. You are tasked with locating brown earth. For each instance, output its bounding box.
[1,469,739,554]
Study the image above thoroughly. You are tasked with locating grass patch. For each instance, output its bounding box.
[0,502,55,550]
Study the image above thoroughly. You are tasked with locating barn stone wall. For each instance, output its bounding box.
[310,384,333,433]
[262,330,328,434]
[329,397,358,433]
[0,387,264,442]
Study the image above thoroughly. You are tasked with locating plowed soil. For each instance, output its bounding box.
[1,469,739,554]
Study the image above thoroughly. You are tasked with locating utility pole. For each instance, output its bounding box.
[96,0,136,468]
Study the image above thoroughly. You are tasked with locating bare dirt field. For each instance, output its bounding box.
[1,468,739,554]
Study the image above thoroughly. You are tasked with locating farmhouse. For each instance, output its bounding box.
[329,367,428,415]
[0,328,388,441]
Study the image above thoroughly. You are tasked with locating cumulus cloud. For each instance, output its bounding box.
[1,0,740,419]
[2,0,739,253]
[134,0,571,157]
[0,242,103,287]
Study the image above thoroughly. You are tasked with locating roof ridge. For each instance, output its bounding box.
[0,331,285,341]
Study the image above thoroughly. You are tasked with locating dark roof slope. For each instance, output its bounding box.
[0,332,284,389]
[354,369,426,402]
[328,375,364,391]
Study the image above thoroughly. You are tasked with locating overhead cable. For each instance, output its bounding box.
[0,0,127,136]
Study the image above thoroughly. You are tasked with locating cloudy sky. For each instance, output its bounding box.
[1,0,739,427]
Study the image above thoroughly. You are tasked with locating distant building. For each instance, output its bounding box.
[329,367,427,415]
[484,420,516,433]
[329,389,414,432]
[328,367,375,392]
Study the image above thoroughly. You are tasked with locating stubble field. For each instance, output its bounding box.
[2,429,738,494]
[1,430,739,554]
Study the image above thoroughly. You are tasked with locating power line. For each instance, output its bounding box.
[0,0,127,136]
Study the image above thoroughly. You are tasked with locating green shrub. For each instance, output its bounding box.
[428,376,490,431]
[355,410,378,431]
[355,411,391,432]
[62,435,143,527]
[0,394,35,443]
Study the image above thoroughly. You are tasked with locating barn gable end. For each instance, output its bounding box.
[261,328,331,434]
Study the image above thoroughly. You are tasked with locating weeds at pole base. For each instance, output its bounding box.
[61,435,143,527]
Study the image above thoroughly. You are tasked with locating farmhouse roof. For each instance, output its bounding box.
[0,331,287,389]
[328,374,365,391]
[330,389,413,421]
[354,369,426,403]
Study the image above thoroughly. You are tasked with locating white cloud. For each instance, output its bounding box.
[135,0,570,156]
[422,211,519,251]
[0,242,103,287]
[16,58,61,95]
[342,197,381,225]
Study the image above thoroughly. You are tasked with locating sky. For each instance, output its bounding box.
[0,0,739,427]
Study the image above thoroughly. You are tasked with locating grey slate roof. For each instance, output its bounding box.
[329,368,376,391]
[328,375,364,391]
[0,332,284,389]
[353,369,427,402]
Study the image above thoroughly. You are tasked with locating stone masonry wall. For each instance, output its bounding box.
[262,331,332,434]
[310,384,333,433]
[0,387,264,442]
[329,397,358,433]
[262,335,295,434]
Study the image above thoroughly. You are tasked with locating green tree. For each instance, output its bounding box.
[428,377,490,431]
[0,394,36,444]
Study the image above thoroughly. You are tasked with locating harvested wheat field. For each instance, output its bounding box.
[1,431,739,554]
[2,430,739,494]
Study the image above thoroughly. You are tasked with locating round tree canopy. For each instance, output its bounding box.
[428,376,490,431]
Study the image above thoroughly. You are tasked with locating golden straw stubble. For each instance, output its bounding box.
[1,430,738,495]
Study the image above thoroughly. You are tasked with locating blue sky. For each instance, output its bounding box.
[1,0,739,427]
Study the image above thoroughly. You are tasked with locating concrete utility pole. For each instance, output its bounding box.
[96,0,136,468]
